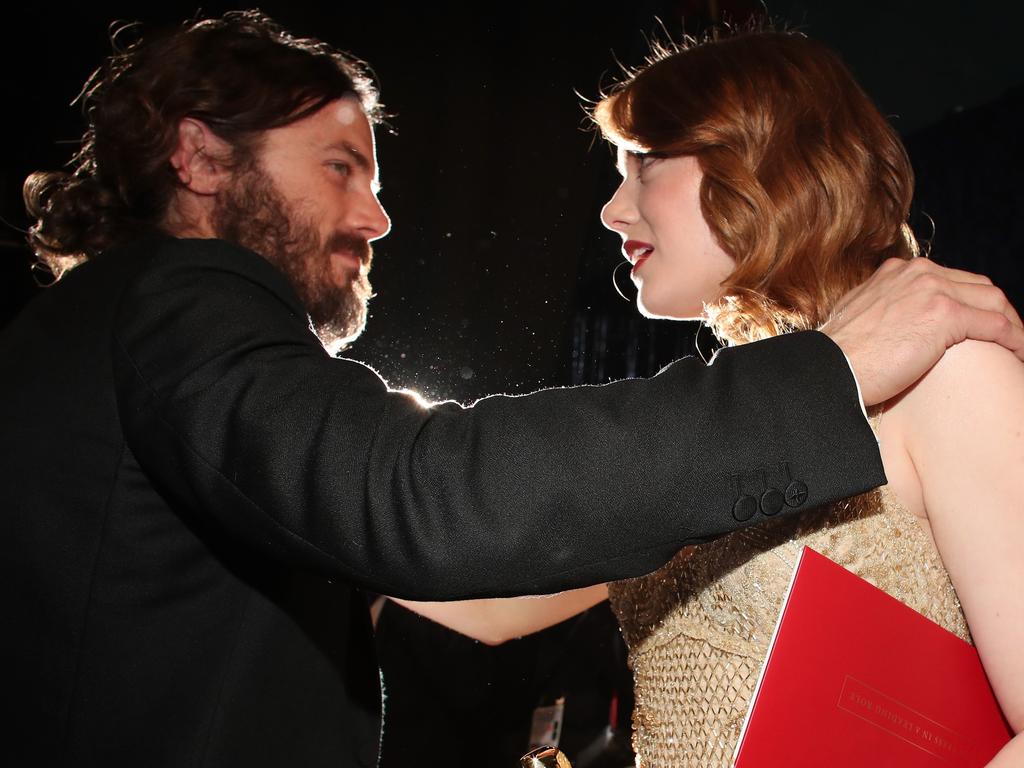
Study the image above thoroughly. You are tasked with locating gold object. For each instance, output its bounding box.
[520,746,573,768]
[607,469,971,767]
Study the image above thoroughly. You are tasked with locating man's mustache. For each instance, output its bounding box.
[325,232,372,268]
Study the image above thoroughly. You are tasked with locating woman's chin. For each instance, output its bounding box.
[637,294,704,322]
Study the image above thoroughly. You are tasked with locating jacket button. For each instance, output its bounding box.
[732,495,758,522]
[760,488,785,516]
[784,481,808,507]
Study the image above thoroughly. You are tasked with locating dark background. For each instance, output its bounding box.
[4,4,1023,765]
[3,0,1023,403]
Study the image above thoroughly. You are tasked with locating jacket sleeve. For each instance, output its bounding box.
[112,237,886,600]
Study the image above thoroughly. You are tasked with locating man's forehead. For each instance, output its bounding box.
[332,100,361,127]
[309,98,377,162]
[267,97,373,146]
[316,97,373,145]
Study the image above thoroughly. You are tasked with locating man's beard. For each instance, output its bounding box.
[212,161,373,354]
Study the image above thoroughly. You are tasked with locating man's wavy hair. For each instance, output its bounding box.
[593,29,919,344]
[24,10,381,279]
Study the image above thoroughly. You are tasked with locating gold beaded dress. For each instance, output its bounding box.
[607,479,971,768]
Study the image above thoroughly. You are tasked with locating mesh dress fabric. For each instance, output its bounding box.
[608,481,969,768]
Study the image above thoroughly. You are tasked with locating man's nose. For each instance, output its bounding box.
[352,189,391,241]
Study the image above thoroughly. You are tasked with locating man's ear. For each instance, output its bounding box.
[168,118,235,195]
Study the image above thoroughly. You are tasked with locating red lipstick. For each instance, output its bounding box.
[623,240,654,273]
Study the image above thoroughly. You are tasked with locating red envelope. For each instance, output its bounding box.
[733,547,1012,767]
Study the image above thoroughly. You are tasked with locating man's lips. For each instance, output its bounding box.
[326,233,372,272]
[328,249,368,287]
[330,250,364,272]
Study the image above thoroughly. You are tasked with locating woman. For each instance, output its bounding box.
[391,29,1024,766]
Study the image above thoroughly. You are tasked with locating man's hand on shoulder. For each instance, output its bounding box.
[821,257,1024,406]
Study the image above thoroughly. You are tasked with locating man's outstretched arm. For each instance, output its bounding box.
[112,238,1009,600]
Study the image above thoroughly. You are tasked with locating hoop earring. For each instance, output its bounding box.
[30,260,58,288]
[611,261,633,303]
[694,321,714,365]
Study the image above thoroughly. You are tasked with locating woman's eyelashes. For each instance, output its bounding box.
[635,152,666,181]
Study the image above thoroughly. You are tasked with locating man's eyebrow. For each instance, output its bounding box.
[324,141,372,172]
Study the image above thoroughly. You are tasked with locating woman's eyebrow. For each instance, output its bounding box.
[615,150,632,175]
[617,150,645,175]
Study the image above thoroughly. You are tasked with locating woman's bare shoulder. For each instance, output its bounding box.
[887,345,1024,738]
[877,339,1024,518]
[893,338,1024,423]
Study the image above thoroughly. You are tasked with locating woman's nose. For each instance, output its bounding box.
[600,182,636,233]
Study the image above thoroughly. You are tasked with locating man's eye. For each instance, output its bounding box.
[329,161,352,176]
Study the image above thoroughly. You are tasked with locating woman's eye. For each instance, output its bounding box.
[634,155,661,184]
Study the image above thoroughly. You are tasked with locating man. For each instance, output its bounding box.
[3,11,1021,767]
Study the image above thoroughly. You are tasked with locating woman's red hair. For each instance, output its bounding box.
[594,30,918,342]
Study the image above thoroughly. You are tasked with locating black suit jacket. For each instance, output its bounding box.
[1,234,884,766]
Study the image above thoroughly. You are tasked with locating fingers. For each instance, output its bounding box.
[947,281,1023,330]
[825,258,1024,404]
[876,257,1023,330]
[953,302,1024,360]
[912,270,1024,354]
[906,258,994,287]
